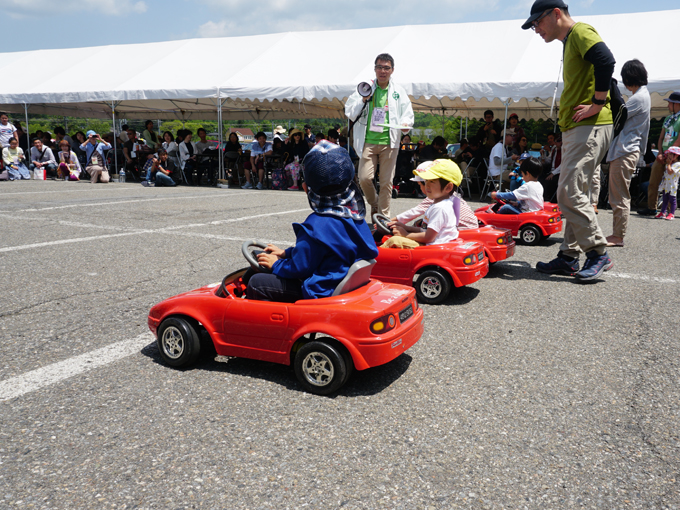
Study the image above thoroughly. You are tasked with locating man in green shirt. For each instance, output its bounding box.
[345,53,414,218]
[523,0,615,281]
[639,92,680,215]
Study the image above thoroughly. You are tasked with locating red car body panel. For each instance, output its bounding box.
[458,226,516,264]
[372,239,489,288]
[148,278,424,372]
[474,204,563,238]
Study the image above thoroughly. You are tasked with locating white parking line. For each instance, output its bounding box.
[0,187,132,197]
[0,190,258,214]
[607,272,679,284]
[0,208,308,253]
[0,333,154,402]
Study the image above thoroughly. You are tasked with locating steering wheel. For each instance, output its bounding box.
[241,240,272,273]
[372,213,393,235]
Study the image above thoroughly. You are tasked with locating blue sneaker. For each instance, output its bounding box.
[536,253,580,276]
[575,250,613,281]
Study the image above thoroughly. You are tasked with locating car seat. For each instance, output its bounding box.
[331,259,376,296]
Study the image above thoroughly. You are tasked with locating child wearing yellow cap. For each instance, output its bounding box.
[382,159,463,248]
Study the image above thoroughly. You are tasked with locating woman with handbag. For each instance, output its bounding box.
[57,139,83,180]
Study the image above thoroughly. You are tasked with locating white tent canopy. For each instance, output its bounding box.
[0,9,678,122]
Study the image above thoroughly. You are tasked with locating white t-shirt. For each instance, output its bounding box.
[488,141,504,176]
[0,123,17,148]
[512,180,544,212]
[423,199,459,245]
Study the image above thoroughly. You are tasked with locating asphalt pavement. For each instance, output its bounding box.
[1,180,678,509]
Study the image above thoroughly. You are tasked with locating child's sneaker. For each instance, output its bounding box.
[575,250,613,281]
[666,214,675,221]
[536,252,580,276]
[288,185,299,190]
[655,211,667,219]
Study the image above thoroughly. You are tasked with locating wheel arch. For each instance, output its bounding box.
[290,331,366,370]
[413,262,460,287]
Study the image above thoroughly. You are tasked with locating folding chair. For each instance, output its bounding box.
[480,159,500,199]
[223,151,242,187]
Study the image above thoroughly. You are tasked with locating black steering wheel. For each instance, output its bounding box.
[372,213,393,235]
[241,240,272,273]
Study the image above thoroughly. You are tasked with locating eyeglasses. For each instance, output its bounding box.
[374,65,392,72]
[531,9,552,30]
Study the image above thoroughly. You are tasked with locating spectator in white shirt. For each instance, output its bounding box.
[29,138,58,178]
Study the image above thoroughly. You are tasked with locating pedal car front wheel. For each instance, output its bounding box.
[294,340,351,395]
[415,269,452,305]
[519,225,542,246]
[157,317,201,367]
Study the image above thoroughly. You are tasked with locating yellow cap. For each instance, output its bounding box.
[413,159,462,186]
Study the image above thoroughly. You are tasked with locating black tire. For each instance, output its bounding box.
[415,269,452,305]
[157,317,201,367]
[392,188,398,199]
[519,225,542,246]
[294,340,350,395]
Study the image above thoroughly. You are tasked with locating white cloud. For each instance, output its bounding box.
[196,0,504,38]
[0,0,147,17]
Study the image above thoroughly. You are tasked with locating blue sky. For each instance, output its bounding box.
[2,0,676,53]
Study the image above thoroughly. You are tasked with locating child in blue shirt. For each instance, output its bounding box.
[246,141,379,302]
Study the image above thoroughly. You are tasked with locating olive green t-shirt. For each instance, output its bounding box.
[365,85,390,146]
[559,22,613,132]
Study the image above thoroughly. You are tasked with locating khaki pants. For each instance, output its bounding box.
[380,236,421,249]
[647,158,665,210]
[358,144,399,217]
[558,124,612,258]
[608,151,639,238]
[590,165,601,206]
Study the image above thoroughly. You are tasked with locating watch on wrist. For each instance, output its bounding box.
[591,96,605,106]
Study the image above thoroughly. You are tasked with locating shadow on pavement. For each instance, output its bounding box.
[484,260,606,285]
[141,337,413,397]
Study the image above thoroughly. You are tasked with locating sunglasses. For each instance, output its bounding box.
[531,9,552,30]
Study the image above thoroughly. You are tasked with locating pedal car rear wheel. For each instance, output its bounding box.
[294,340,350,395]
[519,225,541,246]
[415,269,451,305]
[157,317,201,367]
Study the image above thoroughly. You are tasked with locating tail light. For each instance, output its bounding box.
[370,314,396,335]
[478,251,484,261]
[496,236,505,244]
[463,253,478,265]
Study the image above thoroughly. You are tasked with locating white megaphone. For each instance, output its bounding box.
[357,82,373,98]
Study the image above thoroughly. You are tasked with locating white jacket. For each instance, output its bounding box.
[345,80,414,155]
[178,141,197,169]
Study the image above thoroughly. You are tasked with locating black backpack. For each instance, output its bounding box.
[609,78,628,139]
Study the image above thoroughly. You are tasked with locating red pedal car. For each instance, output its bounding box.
[371,216,489,305]
[148,241,424,395]
[474,203,563,246]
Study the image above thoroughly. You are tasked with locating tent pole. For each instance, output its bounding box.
[111,101,119,178]
[23,103,30,151]
[465,117,468,139]
[500,100,509,191]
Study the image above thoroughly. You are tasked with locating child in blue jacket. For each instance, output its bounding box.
[246,141,378,302]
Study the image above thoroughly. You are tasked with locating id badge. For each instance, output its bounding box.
[370,106,387,133]
[664,132,673,146]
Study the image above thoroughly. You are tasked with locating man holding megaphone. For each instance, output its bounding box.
[345,53,414,218]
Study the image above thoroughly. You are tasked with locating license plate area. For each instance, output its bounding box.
[399,304,414,324]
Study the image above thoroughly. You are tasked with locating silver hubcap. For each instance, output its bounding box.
[420,277,442,298]
[523,230,537,243]
[161,326,184,359]
[301,352,334,387]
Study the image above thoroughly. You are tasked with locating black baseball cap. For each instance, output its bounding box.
[663,92,680,104]
[522,0,568,30]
